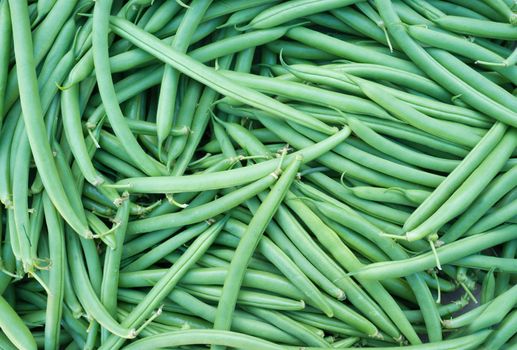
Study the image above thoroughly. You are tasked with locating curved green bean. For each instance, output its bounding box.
[352,225,517,280]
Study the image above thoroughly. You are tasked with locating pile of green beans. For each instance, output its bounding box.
[0,0,516,349]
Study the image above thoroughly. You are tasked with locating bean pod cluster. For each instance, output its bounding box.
[0,0,516,349]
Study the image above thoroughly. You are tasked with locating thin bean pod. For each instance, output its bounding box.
[352,225,517,280]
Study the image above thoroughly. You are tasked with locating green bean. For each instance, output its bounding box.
[236,203,346,299]
[347,117,458,172]
[403,298,468,323]
[217,119,272,158]
[483,310,517,350]
[291,121,444,187]
[123,221,210,272]
[169,39,235,174]
[0,113,18,208]
[259,114,421,189]
[156,0,280,37]
[143,0,183,33]
[406,129,517,241]
[404,122,507,233]
[113,125,349,194]
[123,192,217,259]
[332,7,396,49]
[213,156,301,339]
[266,39,339,60]
[110,17,337,135]
[94,151,147,179]
[4,0,78,112]
[93,0,165,177]
[376,0,517,127]
[352,224,517,280]
[99,217,228,350]
[481,268,496,304]
[468,284,517,332]
[466,199,517,235]
[305,12,357,35]
[156,0,212,153]
[0,295,37,350]
[429,48,517,115]
[99,195,130,342]
[389,0,433,25]
[126,329,286,350]
[286,60,453,102]
[220,70,391,120]
[286,311,366,338]
[285,192,421,342]
[0,331,17,350]
[218,2,278,29]
[246,306,329,347]
[65,225,135,338]
[127,173,279,235]
[427,0,487,19]
[286,27,421,74]
[41,192,65,350]
[243,0,364,30]
[111,18,223,74]
[451,255,517,273]
[352,76,482,148]
[203,128,282,153]
[297,104,471,157]
[407,25,517,85]
[12,131,32,272]
[346,184,429,207]
[61,84,104,186]
[0,0,11,127]
[8,0,91,238]
[304,172,409,225]
[211,120,238,157]
[209,245,277,272]
[495,239,517,296]
[309,65,491,127]
[308,197,441,340]
[185,284,305,310]
[303,330,491,349]
[435,15,517,40]
[162,79,203,165]
[225,217,336,315]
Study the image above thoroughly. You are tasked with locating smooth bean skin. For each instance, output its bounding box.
[352,225,517,280]
[155,0,212,151]
[113,126,350,194]
[442,165,517,242]
[451,255,517,273]
[123,329,285,350]
[42,193,65,350]
[376,0,517,127]
[244,0,364,29]
[220,70,392,120]
[9,0,92,238]
[110,16,337,135]
[99,218,228,350]
[404,122,507,233]
[0,295,37,350]
[352,76,482,148]
[435,15,517,40]
[93,0,166,177]
[213,157,301,340]
[406,128,517,241]
[467,285,517,332]
[407,25,517,85]
[286,27,421,74]
[126,174,277,235]
[482,310,517,350]
[0,0,11,128]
